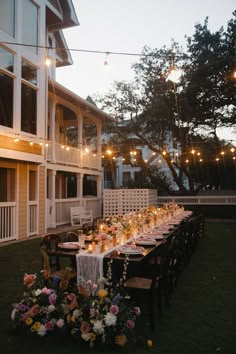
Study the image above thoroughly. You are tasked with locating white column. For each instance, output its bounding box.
[97,175,102,198]
[77,111,83,167]
[76,173,83,199]
[48,169,56,228]
[96,121,102,169]
[49,99,56,162]
[97,174,102,217]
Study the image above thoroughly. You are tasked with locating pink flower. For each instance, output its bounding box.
[134,306,141,316]
[21,312,29,321]
[41,287,52,295]
[67,293,76,302]
[126,319,135,329]
[110,305,119,315]
[56,319,64,328]
[87,280,92,285]
[90,308,96,317]
[45,320,55,331]
[29,304,40,317]
[23,273,36,288]
[80,321,91,334]
[93,284,98,289]
[48,293,57,305]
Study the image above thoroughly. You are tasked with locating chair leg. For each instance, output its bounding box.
[149,291,156,330]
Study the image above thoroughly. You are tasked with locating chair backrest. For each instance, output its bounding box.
[64,231,78,242]
[70,206,83,217]
[41,233,61,252]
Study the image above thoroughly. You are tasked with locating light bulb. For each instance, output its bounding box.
[45,57,51,67]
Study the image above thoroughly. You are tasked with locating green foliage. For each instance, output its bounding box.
[98,12,236,195]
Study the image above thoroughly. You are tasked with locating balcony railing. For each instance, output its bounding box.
[46,142,101,170]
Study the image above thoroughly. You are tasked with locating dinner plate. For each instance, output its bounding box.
[135,238,156,246]
[58,242,81,250]
[153,235,165,240]
[118,245,144,255]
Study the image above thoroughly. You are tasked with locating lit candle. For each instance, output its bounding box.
[88,244,93,253]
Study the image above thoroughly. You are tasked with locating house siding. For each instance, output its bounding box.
[18,163,28,240]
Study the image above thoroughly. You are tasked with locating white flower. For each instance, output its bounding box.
[104,312,117,326]
[93,320,104,334]
[35,289,42,296]
[81,333,90,341]
[47,304,55,313]
[73,309,80,319]
[11,309,17,320]
[37,324,47,336]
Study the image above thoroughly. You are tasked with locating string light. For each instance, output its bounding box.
[1,41,187,59]
[104,52,110,68]
[45,57,51,67]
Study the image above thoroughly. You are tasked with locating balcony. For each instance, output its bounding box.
[46,142,101,170]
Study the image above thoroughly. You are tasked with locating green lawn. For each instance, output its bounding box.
[0,221,236,354]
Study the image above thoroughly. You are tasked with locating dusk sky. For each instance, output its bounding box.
[56,0,236,142]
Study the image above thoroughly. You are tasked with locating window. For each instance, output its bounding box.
[0,48,14,128]
[21,60,37,134]
[0,0,15,37]
[22,0,38,54]
[0,167,16,202]
[21,84,37,134]
[22,60,37,85]
[123,172,131,187]
[29,170,37,201]
[0,47,14,73]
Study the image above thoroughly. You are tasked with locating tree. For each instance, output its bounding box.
[98,13,236,195]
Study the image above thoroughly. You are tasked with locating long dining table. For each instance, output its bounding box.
[73,210,193,284]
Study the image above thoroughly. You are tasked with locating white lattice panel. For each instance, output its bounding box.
[103,189,157,217]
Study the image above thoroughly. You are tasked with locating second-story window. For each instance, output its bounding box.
[0,0,15,37]
[22,0,38,54]
[0,47,15,128]
[21,60,38,135]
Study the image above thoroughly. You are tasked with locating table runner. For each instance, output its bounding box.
[76,244,120,284]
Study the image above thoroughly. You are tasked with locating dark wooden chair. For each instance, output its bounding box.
[40,233,61,270]
[123,242,170,329]
[64,231,78,242]
[40,244,77,291]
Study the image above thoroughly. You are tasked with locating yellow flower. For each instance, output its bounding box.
[31,322,41,332]
[25,317,33,326]
[89,332,96,342]
[115,334,127,347]
[97,289,108,298]
[147,339,153,348]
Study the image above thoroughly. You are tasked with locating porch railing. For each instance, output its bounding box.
[55,197,102,226]
[28,202,38,236]
[0,202,17,242]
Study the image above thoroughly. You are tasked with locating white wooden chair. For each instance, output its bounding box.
[70,206,93,226]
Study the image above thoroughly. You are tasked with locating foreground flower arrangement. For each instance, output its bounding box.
[11,261,141,348]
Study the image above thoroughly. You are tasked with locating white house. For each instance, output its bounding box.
[0,0,112,243]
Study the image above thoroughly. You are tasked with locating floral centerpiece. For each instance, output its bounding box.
[11,259,141,348]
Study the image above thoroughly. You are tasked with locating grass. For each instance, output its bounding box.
[0,221,236,354]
